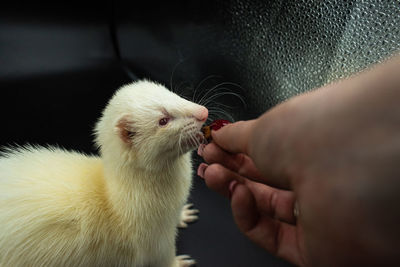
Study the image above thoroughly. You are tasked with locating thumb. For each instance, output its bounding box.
[211,120,256,156]
[213,114,292,189]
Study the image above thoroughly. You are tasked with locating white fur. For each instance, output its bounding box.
[0,80,207,266]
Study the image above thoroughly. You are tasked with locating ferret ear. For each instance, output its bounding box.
[115,115,136,144]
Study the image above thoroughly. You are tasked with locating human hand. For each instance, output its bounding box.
[197,55,400,266]
[198,137,306,265]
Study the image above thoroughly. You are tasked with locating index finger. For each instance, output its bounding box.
[211,120,257,156]
[201,142,264,182]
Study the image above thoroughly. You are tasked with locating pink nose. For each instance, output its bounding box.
[195,106,208,122]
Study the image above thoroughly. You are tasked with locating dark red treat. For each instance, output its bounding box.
[209,119,231,131]
[201,119,231,142]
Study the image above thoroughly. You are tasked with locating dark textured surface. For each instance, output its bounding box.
[1,1,400,266]
[117,0,400,116]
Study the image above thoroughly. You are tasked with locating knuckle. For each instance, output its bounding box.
[204,164,232,191]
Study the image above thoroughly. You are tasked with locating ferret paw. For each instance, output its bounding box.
[178,203,199,228]
[174,255,196,267]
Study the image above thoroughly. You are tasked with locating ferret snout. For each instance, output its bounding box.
[194,106,208,122]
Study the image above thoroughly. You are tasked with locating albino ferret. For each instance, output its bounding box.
[0,80,208,266]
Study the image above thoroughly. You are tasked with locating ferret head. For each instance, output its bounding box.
[95,80,208,170]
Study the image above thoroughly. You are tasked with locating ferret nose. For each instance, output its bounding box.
[194,106,208,122]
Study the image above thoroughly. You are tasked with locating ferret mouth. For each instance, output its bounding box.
[180,132,205,151]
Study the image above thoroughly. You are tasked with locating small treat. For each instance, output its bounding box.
[202,125,212,140]
[201,119,231,142]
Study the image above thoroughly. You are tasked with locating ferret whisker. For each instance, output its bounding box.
[193,75,221,103]
[175,81,192,95]
[169,60,185,93]
[191,132,200,147]
[208,106,233,115]
[197,81,244,106]
[214,81,244,90]
[202,88,245,104]
[203,105,230,120]
[178,131,184,156]
[207,101,236,110]
[210,108,233,117]
[206,99,234,113]
[205,117,213,124]
[208,108,235,122]
[205,101,236,120]
[188,133,197,148]
[197,85,228,106]
[202,90,246,108]
[200,86,235,100]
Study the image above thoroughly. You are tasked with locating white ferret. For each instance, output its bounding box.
[0,80,208,267]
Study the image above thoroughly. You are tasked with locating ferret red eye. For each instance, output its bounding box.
[159,117,170,126]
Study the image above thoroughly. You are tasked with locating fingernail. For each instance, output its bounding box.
[197,163,208,179]
[228,180,238,200]
[197,144,206,157]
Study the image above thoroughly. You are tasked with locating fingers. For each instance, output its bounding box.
[198,162,297,224]
[246,181,297,224]
[230,183,305,266]
[199,142,264,183]
[198,162,245,198]
[230,182,259,232]
[208,116,292,189]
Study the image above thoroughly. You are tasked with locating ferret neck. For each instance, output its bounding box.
[101,151,192,222]
[102,151,190,181]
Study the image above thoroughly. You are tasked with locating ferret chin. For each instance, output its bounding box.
[0,80,208,267]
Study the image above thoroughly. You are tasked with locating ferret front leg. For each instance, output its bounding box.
[172,255,196,267]
[177,203,199,228]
